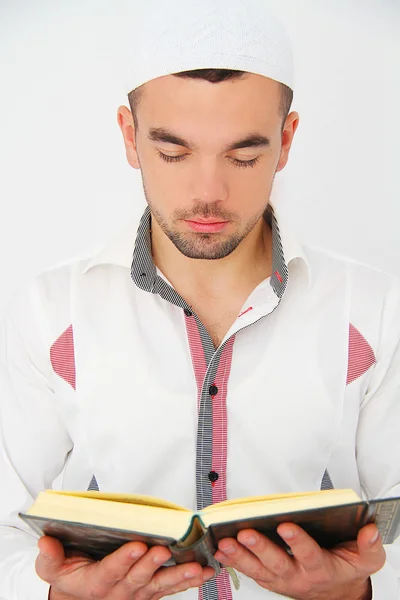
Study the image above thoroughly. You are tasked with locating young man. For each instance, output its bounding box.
[0,1,398,599]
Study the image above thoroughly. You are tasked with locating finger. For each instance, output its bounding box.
[118,546,213,599]
[36,536,67,583]
[215,536,277,584]
[121,545,173,589]
[146,564,215,599]
[237,529,295,581]
[357,524,386,573]
[277,523,325,574]
[94,541,150,585]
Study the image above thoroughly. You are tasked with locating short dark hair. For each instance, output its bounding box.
[128,68,293,133]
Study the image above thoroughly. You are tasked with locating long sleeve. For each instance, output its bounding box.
[0,282,73,600]
[356,281,400,598]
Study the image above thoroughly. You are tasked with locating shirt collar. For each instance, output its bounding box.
[83,201,312,291]
[269,198,312,288]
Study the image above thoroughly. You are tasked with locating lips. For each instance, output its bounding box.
[185,219,229,233]
[190,218,226,224]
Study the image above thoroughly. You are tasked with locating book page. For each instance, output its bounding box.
[201,489,361,526]
[202,490,325,511]
[202,489,360,511]
[28,492,193,540]
[48,490,190,511]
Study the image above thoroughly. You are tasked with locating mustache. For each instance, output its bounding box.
[173,202,237,222]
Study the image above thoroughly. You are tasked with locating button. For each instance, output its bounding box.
[208,471,219,482]
[184,308,192,317]
[209,385,218,396]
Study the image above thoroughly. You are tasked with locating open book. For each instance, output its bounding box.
[20,488,400,578]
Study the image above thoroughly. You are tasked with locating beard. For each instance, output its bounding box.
[147,198,268,260]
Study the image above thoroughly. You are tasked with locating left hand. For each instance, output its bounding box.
[214,522,386,600]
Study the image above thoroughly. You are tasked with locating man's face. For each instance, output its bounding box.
[118,73,298,259]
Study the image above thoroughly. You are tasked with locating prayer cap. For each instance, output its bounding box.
[125,0,294,93]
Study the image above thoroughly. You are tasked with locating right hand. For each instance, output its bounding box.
[36,535,215,600]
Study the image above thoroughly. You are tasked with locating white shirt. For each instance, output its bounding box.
[1,200,400,600]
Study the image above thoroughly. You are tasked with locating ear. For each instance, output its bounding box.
[117,106,141,169]
[276,111,300,173]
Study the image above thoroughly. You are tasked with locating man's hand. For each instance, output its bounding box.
[214,522,385,600]
[36,535,215,600]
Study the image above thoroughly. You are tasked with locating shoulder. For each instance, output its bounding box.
[303,243,400,295]
[303,244,400,338]
[35,254,91,297]
[2,254,93,350]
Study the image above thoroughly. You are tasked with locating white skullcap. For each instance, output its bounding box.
[125,0,294,94]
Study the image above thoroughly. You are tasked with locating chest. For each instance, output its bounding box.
[184,291,253,348]
[190,304,240,348]
[56,278,364,496]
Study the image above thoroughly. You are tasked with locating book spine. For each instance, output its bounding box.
[363,499,400,544]
[169,532,221,576]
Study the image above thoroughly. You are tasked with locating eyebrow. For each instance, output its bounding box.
[148,127,271,151]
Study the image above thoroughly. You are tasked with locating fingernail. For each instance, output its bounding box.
[130,549,145,559]
[37,543,51,558]
[223,544,236,555]
[184,570,196,579]
[369,531,379,545]
[38,546,51,558]
[280,529,294,540]
[203,571,214,581]
[244,535,257,546]
[154,554,168,564]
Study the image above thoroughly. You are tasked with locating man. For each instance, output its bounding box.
[0,1,399,599]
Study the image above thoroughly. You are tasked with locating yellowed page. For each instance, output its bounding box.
[201,489,361,526]
[48,490,189,511]
[28,492,192,539]
[203,488,359,511]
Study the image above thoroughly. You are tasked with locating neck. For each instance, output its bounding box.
[151,215,273,298]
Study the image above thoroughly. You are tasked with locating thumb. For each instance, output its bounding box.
[357,524,386,573]
[36,536,66,583]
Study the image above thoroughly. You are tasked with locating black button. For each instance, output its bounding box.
[209,385,218,396]
[208,471,219,482]
[184,308,192,317]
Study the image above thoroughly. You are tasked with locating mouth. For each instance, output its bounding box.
[184,219,229,233]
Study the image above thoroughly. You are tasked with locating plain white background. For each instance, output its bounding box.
[0,0,399,320]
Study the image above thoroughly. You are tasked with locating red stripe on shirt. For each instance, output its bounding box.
[186,316,234,600]
[211,337,235,506]
[347,323,376,385]
[50,324,76,390]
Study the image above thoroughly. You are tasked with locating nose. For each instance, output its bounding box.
[189,158,229,204]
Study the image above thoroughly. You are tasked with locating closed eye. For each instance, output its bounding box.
[231,156,260,168]
[157,152,187,164]
[157,151,260,168]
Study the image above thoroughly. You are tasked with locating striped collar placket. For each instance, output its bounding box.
[131,207,189,310]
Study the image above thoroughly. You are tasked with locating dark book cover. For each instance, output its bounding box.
[209,498,400,549]
[20,514,174,560]
[20,513,221,574]
[209,501,366,550]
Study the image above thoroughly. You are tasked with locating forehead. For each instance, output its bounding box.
[135,73,282,131]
